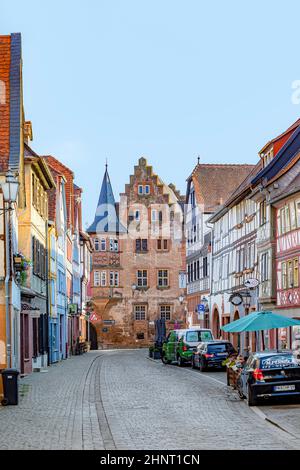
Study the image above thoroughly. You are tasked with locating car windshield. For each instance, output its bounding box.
[259,354,300,369]
[186,330,213,343]
[207,343,233,353]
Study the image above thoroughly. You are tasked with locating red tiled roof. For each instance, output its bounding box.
[260,118,300,154]
[189,163,256,213]
[43,155,74,229]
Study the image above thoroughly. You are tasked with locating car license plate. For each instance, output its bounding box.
[217,353,227,356]
[274,385,296,392]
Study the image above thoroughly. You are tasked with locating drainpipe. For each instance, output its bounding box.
[45,220,50,366]
[4,201,12,369]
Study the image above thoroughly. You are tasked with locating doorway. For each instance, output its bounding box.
[89,324,98,350]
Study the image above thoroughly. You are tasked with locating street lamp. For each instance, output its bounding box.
[0,170,19,370]
[1,170,19,205]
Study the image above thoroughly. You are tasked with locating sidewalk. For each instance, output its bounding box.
[0,352,104,450]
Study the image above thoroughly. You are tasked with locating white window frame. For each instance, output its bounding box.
[101,271,106,287]
[94,271,100,286]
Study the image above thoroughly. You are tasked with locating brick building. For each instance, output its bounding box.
[87,157,186,348]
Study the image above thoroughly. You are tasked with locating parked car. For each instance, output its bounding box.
[162,328,213,366]
[236,350,300,406]
[192,340,236,371]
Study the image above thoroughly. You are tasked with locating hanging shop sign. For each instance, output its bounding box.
[244,278,259,289]
[229,293,243,306]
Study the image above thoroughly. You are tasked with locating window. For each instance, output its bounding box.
[94,271,100,286]
[203,257,208,278]
[101,271,106,287]
[296,201,300,228]
[158,270,169,287]
[282,262,287,289]
[197,260,200,279]
[288,260,293,288]
[94,238,100,251]
[134,305,146,320]
[109,272,114,287]
[135,210,140,221]
[145,185,150,194]
[261,253,268,282]
[137,270,148,287]
[152,210,157,223]
[109,238,114,251]
[114,272,119,287]
[114,239,119,251]
[101,238,106,251]
[160,305,171,321]
[138,185,143,195]
[259,200,267,226]
[280,205,291,234]
[136,239,148,252]
[157,239,169,251]
[294,258,299,288]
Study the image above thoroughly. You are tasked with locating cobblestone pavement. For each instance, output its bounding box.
[0,349,300,450]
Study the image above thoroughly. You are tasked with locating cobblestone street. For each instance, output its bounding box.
[0,350,300,450]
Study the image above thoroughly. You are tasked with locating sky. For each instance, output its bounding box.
[2,0,300,228]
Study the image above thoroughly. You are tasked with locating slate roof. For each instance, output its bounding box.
[252,123,300,186]
[0,33,22,173]
[87,166,126,234]
[187,163,255,213]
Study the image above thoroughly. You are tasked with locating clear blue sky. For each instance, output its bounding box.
[2,0,300,227]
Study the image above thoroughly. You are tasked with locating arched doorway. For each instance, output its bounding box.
[232,311,240,352]
[89,323,98,350]
[212,308,220,339]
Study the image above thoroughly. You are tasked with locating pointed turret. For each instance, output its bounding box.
[87,165,125,234]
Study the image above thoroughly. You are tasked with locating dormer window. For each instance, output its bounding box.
[261,149,274,168]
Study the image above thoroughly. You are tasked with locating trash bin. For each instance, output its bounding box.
[1,369,19,406]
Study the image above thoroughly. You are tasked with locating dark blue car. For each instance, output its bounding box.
[237,350,300,406]
[192,340,236,371]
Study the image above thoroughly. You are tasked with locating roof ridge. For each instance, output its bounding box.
[43,155,74,177]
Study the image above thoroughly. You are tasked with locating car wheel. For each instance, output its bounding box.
[177,355,184,367]
[161,353,171,365]
[200,359,207,372]
[247,385,258,406]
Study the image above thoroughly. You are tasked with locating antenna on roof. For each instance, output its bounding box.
[197,155,200,165]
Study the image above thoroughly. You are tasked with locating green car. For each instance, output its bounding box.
[162,328,214,366]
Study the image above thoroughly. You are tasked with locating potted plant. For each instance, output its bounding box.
[14,252,32,286]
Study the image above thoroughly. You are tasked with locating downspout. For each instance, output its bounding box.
[45,219,50,366]
[4,202,12,369]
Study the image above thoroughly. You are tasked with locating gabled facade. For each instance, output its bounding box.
[88,157,186,348]
[250,119,300,350]
[185,162,256,329]
[18,144,55,374]
[47,167,68,363]
[0,34,25,386]
[208,164,261,351]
